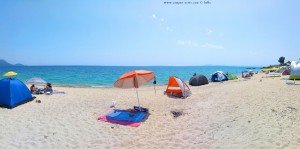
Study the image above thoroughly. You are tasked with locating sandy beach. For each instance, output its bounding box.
[1,73,300,149]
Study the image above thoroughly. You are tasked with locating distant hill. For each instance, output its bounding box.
[0,59,13,66]
[14,63,25,66]
[0,59,24,66]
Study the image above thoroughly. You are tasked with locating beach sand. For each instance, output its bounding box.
[1,73,300,149]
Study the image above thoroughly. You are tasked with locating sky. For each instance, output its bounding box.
[0,0,300,66]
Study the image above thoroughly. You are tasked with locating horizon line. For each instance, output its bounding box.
[1,65,265,67]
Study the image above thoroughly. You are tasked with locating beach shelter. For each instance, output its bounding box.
[261,67,280,72]
[189,74,208,86]
[279,66,288,72]
[289,61,300,80]
[0,78,33,109]
[227,74,238,80]
[282,69,290,75]
[26,77,47,85]
[165,76,191,98]
[209,71,228,82]
[114,70,155,109]
[26,78,48,94]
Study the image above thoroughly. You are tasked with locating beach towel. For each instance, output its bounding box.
[98,109,148,127]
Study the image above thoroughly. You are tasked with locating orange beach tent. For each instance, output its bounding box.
[165,76,191,98]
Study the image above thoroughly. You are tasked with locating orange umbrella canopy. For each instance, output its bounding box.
[114,70,155,89]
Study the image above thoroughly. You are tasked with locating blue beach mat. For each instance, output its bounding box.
[98,108,149,127]
[106,109,147,122]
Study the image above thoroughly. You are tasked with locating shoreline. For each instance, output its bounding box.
[37,72,277,89]
[31,73,250,88]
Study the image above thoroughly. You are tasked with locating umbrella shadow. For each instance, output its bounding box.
[125,107,151,122]
[108,108,149,124]
[141,112,150,122]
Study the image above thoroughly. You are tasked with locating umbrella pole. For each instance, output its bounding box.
[153,78,157,94]
[135,88,141,110]
[293,67,295,85]
[294,78,296,85]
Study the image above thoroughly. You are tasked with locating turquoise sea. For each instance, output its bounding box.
[0,66,260,87]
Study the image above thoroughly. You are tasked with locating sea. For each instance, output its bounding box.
[0,66,260,87]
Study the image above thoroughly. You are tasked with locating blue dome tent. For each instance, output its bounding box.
[210,71,228,82]
[0,78,33,109]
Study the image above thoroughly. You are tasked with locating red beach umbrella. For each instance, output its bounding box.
[114,70,155,109]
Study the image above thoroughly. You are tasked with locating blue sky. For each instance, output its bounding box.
[0,0,299,66]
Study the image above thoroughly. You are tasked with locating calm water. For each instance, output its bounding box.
[0,66,259,87]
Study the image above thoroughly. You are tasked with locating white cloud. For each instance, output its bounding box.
[177,40,198,47]
[206,28,213,36]
[201,43,224,49]
[166,26,172,31]
[151,14,172,32]
[152,14,157,19]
